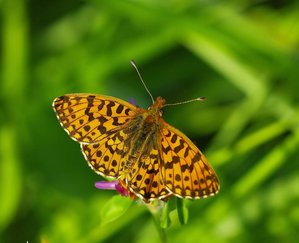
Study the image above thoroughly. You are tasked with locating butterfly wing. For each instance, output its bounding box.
[54,94,137,179]
[52,94,137,143]
[125,138,172,201]
[160,122,219,199]
[80,129,129,178]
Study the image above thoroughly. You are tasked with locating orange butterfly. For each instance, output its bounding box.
[53,61,219,202]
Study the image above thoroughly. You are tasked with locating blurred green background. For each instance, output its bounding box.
[1,0,299,242]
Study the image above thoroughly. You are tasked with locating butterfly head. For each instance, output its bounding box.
[148,96,165,117]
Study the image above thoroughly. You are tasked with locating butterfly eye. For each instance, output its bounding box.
[159,110,163,116]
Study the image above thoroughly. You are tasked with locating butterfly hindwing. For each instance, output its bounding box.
[81,129,130,178]
[126,138,172,201]
[160,123,219,199]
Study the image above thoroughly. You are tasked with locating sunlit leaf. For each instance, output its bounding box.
[100,196,132,225]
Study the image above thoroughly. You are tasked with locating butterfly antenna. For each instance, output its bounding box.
[164,97,206,107]
[130,60,155,104]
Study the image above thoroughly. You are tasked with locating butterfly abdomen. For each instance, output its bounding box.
[122,113,159,171]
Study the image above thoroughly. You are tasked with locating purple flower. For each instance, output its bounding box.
[95,181,129,197]
[129,98,136,106]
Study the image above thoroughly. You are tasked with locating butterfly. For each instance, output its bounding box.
[52,61,219,202]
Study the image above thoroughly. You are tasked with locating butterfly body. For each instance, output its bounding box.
[53,94,219,202]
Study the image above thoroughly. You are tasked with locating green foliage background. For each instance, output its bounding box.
[1,0,299,242]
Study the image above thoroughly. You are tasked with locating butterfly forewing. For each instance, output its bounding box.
[53,94,136,143]
[160,124,219,199]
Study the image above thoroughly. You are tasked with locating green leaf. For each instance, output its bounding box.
[0,126,22,232]
[100,195,132,225]
[160,198,176,229]
[176,198,189,225]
